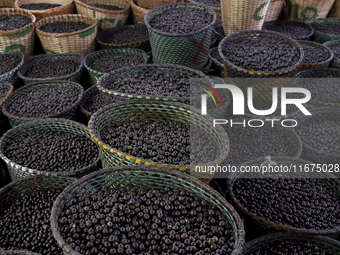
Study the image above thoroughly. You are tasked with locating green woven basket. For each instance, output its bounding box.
[50,166,246,255]
[1,81,84,127]
[0,118,101,180]
[88,100,229,184]
[324,40,340,69]
[144,3,216,70]
[84,48,148,85]
[0,51,24,89]
[305,18,340,43]
[241,233,340,254]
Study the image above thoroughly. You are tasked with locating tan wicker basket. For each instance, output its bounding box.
[289,0,335,21]
[74,0,130,30]
[131,0,149,24]
[136,0,176,9]
[187,0,221,22]
[35,14,98,55]
[329,0,340,18]
[0,0,14,7]
[15,0,74,20]
[265,0,284,21]
[0,8,35,57]
[221,0,271,36]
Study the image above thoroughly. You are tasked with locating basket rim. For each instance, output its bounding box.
[17,53,85,82]
[324,39,340,62]
[14,0,73,14]
[96,24,149,47]
[50,166,246,255]
[35,14,98,38]
[0,250,41,255]
[0,8,36,36]
[96,63,213,102]
[297,40,334,66]
[0,118,101,177]
[209,47,223,68]
[1,81,84,121]
[0,51,24,81]
[74,0,130,14]
[0,82,14,108]
[84,48,148,78]
[144,2,216,37]
[218,30,304,76]
[88,100,230,171]
[213,21,223,38]
[262,20,315,40]
[186,0,221,10]
[227,156,340,235]
[79,85,98,119]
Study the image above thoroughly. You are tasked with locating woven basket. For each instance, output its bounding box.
[17,53,84,84]
[324,39,340,68]
[187,0,221,22]
[329,0,340,18]
[35,14,98,55]
[15,0,74,21]
[0,251,40,255]
[291,107,340,164]
[137,0,176,9]
[0,83,13,133]
[262,20,314,40]
[144,3,216,70]
[74,0,130,30]
[218,30,304,78]
[298,40,333,71]
[221,0,271,36]
[0,118,100,180]
[0,0,14,7]
[264,0,284,21]
[2,81,84,127]
[305,18,340,43]
[0,51,24,88]
[227,156,340,236]
[131,0,149,24]
[88,101,229,184]
[51,166,246,255]
[213,21,224,42]
[241,233,340,254]
[84,48,148,85]
[289,0,335,21]
[0,8,35,57]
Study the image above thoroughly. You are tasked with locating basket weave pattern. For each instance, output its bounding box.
[306,18,340,43]
[131,0,149,24]
[264,0,284,21]
[289,0,335,21]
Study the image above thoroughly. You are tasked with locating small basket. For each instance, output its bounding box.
[305,18,340,43]
[97,24,150,52]
[15,0,74,21]
[227,156,340,236]
[130,0,150,24]
[298,40,333,71]
[0,0,15,7]
[218,30,304,78]
[35,14,98,55]
[2,81,84,127]
[324,39,340,68]
[0,118,101,180]
[17,53,84,84]
[0,251,40,255]
[0,8,35,57]
[213,21,225,42]
[74,0,130,30]
[137,0,176,9]
[288,0,335,21]
[0,51,24,88]
[51,166,245,255]
[0,83,13,134]
[88,100,229,184]
[144,3,216,70]
[187,0,221,22]
[291,107,340,164]
[262,20,314,40]
[241,233,340,254]
[84,48,148,85]
[264,0,284,21]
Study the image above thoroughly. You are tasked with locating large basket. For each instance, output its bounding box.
[130,0,150,24]
[35,14,98,55]
[97,24,150,51]
[137,0,176,9]
[84,48,148,85]
[305,18,340,43]
[241,233,340,254]
[0,118,101,180]
[15,0,74,21]
[264,0,284,21]
[0,0,15,7]
[291,107,340,164]
[51,166,246,255]
[0,83,13,134]
[187,0,221,22]
[218,30,304,78]
[144,3,216,70]
[17,53,84,84]
[0,8,35,57]
[298,40,333,71]
[324,39,340,68]
[2,81,84,127]
[74,0,130,30]
[0,51,24,88]
[88,101,229,184]
[262,20,314,40]
[227,156,340,236]
[288,0,335,21]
